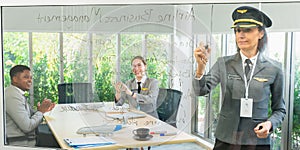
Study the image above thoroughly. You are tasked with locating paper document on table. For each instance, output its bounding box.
[64,136,115,148]
[106,112,146,119]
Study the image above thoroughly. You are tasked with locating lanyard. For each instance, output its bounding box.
[243,62,256,99]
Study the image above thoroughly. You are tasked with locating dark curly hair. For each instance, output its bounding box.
[9,65,31,80]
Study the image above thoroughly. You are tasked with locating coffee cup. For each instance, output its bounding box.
[132,128,150,138]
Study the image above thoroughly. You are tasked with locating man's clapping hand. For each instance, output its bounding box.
[37,98,55,113]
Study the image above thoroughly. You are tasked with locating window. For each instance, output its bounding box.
[292,32,300,150]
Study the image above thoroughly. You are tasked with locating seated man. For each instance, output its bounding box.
[5,65,55,147]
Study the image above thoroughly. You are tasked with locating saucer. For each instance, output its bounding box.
[133,134,153,141]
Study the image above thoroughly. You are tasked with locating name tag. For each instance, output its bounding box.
[240,98,253,118]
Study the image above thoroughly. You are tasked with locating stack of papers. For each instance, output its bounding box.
[64,136,115,148]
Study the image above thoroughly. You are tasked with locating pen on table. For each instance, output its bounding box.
[149,131,167,134]
[160,132,177,136]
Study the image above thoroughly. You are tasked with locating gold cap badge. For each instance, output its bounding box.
[237,9,248,14]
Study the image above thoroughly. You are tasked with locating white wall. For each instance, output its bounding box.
[3,3,300,33]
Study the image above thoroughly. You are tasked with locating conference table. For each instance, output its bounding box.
[44,102,197,149]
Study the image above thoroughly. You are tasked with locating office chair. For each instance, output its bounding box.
[36,123,60,148]
[57,82,93,104]
[156,88,183,128]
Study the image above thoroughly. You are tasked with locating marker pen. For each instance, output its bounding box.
[150,131,167,134]
[160,132,177,136]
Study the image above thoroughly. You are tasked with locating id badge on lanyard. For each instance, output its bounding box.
[240,98,253,117]
[240,63,255,118]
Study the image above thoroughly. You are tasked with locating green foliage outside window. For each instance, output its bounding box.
[3,32,29,87]
[293,62,300,148]
[3,32,169,105]
[94,55,116,102]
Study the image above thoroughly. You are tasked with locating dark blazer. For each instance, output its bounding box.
[116,78,159,118]
[193,53,286,145]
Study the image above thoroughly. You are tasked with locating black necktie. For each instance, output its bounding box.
[137,82,141,93]
[245,59,251,76]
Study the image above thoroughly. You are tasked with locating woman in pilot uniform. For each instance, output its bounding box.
[193,6,286,150]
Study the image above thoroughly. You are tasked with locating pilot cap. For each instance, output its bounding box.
[231,6,272,28]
